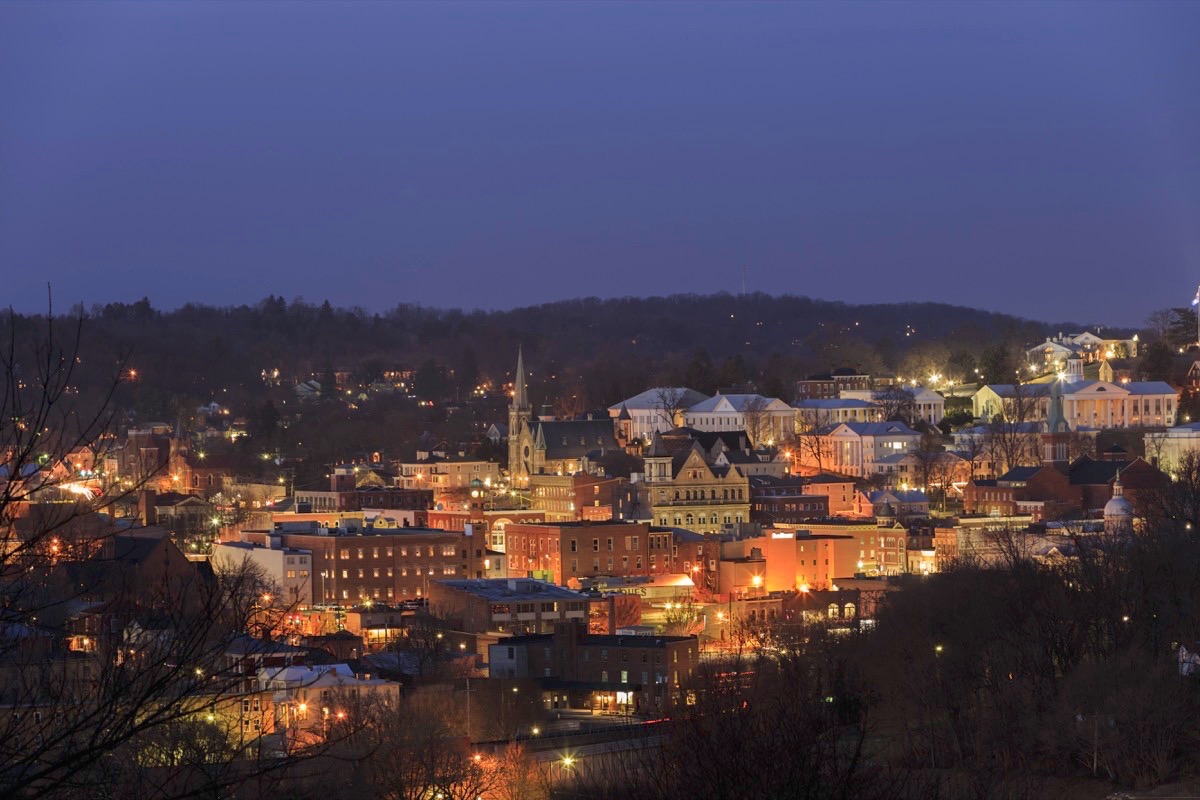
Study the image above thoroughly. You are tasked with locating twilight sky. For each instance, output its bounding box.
[1,2,1198,326]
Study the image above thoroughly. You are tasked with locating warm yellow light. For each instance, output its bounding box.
[751,575,762,587]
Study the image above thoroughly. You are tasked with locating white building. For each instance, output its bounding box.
[395,455,501,490]
[1025,331,1139,369]
[841,388,945,427]
[794,398,882,427]
[608,387,711,442]
[212,540,313,610]
[1147,422,1200,473]
[260,663,399,738]
[682,393,794,445]
[973,378,1177,430]
[801,421,923,479]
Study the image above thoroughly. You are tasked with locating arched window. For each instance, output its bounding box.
[844,603,856,618]
[827,603,840,619]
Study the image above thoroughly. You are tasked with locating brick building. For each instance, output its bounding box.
[239,522,503,605]
[426,578,588,635]
[963,456,1164,520]
[749,475,829,525]
[488,620,699,714]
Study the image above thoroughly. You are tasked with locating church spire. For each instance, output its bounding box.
[513,346,529,410]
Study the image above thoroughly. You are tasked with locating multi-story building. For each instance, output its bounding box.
[212,540,314,609]
[799,421,922,479]
[681,393,794,445]
[238,520,504,605]
[794,398,882,427]
[294,465,433,514]
[528,473,625,522]
[801,473,859,515]
[488,620,699,714]
[426,578,588,635]
[962,455,1164,520]
[748,475,829,525]
[973,374,1177,429]
[394,455,501,491]
[607,387,712,442]
[503,521,653,584]
[643,438,751,534]
[795,369,872,400]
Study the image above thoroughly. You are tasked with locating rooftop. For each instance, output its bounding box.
[433,578,586,602]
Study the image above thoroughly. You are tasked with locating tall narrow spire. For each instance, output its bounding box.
[513,346,529,410]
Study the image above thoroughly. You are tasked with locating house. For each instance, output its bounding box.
[1025,331,1139,369]
[394,454,501,492]
[485,423,509,445]
[260,663,400,743]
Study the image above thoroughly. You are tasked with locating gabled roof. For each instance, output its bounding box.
[998,466,1043,483]
[608,388,710,413]
[977,384,1053,399]
[685,393,788,414]
[534,420,619,459]
[1067,457,1132,486]
[830,421,919,437]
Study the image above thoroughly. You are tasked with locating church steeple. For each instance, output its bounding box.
[508,347,532,486]
[513,346,529,411]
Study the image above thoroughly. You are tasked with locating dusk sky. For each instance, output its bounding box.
[2,1,1198,326]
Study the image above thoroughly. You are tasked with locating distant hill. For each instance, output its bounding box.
[10,292,1134,420]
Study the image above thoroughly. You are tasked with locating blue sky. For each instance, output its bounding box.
[2,1,1198,325]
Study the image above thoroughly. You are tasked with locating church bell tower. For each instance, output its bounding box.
[508,347,531,483]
